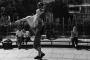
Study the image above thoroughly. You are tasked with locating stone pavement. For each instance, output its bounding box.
[0,47,90,60]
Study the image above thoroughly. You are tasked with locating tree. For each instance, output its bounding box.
[22,0,39,15]
[46,1,69,18]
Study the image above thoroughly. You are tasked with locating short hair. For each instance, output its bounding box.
[37,2,43,9]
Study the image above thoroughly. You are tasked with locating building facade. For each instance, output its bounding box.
[68,0,90,35]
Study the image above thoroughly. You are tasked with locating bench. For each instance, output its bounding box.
[2,36,90,46]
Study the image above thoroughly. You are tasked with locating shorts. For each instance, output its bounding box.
[33,29,42,49]
[17,36,23,44]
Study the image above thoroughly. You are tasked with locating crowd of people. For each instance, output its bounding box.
[16,28,31,48]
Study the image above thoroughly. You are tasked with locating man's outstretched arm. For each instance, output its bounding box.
[15,16,31,24]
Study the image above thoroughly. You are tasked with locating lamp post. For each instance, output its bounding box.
[62,17,65,36]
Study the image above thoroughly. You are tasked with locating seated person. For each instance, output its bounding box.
[71,26,78,47]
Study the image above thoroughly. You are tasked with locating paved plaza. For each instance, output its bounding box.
[1,37,90,60]
[0,47,90,60]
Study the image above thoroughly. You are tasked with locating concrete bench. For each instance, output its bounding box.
[2,37,90,46]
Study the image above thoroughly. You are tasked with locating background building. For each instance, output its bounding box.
[68,0,90,36]
[0,0,89,38]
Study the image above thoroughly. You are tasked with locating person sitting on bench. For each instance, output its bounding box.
[71,26,78,48]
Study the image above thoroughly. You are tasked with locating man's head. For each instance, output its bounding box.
[37,2,44,9]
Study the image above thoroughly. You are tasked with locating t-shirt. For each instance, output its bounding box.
[16,30,23,37]
[71,31,78,37]
[26,15,39,28]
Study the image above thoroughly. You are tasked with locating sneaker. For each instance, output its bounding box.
[41,53,45,58]
[34,56,41,59]
[34,53,45,59]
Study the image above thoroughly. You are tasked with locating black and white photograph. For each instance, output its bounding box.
[0,0,90,60]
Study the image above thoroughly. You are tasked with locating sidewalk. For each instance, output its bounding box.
[0,47,90,60]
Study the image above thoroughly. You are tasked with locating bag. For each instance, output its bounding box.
[2,39,12,49]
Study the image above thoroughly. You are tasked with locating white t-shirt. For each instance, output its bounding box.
[26,31,30,37]
[16,30,23,37]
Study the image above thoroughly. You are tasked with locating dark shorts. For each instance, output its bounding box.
[17,36,23,43]
[71,37,78,43]
[34,39,40,48]
[33,28,43,48]
[29,24,44,48]
[33,31,41,48]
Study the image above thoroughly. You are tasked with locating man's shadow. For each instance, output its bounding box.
[76,45,90,50]
[37,59,47,60]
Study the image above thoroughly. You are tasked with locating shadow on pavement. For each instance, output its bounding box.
[75,45,90,50]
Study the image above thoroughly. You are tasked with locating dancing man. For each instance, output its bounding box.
[33,2,45,59]
[15,2,45,59]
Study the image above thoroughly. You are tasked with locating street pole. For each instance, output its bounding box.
[63,17,64,36]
